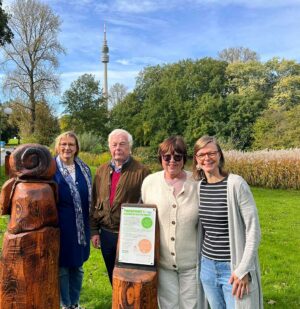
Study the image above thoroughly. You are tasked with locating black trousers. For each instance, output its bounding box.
[100,228,119,285]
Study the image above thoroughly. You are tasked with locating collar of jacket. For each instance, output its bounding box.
[109,156,132,173]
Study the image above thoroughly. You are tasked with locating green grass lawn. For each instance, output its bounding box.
[252,187,300,308]
[0,167,299,308]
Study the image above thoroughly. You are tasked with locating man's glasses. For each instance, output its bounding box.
[162,154,183,162]
[196,151,219,159]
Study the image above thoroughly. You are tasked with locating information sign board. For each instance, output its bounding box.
[118,205,156,266]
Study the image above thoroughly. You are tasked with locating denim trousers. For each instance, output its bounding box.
[200,256,235,309]
[59,266,84,307]
[100,228,119,285]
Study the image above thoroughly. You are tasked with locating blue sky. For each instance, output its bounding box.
[2,0,300,109]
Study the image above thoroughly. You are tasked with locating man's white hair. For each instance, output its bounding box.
[108,129,133,148]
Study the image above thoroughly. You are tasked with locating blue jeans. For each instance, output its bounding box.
[200,256,235,309]
[100,228,119,285]
[59,266,84,307]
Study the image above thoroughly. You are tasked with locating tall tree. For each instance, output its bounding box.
[61,74,108,137]
[218,47,259,63]
[0,0,13,46]
[8,99,60,145]
[265,58,300,110]
[1,0,65,134]
[252,105,300,149]
[108,83,128,109]
[132,58,228,147]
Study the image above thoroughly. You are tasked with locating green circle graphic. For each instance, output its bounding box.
[141,217,153,229]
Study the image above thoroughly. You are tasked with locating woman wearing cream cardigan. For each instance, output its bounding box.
[142,136,199,309]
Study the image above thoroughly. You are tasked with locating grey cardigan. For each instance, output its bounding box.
[197,174,263,309]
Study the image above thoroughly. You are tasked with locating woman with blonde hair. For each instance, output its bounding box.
[193,135,263,309]
[54,131,92,309]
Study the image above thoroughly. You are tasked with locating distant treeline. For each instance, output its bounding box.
[109,57,300,151]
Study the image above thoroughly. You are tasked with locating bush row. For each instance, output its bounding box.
[224,149,300,189]
[79,148,300,189]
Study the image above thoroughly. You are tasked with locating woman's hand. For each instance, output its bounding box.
[229,272,250,299]
[91,234,101,249]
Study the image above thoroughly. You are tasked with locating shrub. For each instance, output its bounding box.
[77,132,108,154]
[79,151,111,167]
[224,149,300,189]
[7,138,19,146]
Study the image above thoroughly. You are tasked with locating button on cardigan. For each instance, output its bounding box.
[141,170,199,271]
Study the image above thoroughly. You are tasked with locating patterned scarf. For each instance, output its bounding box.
[56,156,92,246]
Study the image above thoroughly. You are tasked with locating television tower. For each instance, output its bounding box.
[101,24,109,101]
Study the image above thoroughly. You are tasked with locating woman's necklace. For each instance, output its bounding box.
[65,164,75,174]
[63,163,76,181]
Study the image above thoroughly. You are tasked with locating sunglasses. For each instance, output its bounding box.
[162,154,183,162]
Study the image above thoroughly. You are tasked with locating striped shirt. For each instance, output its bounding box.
[199,177,230,261]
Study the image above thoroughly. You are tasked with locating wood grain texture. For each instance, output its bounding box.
[112,204,159,309]
[0,144,59,309]
[8,182,58,234]
[112,268,158,309]
[0,227,60,309]
[9,144,55,179]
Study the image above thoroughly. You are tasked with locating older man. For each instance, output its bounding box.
[90,129,150,284]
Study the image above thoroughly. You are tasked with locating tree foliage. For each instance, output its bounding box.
[8,99,60,145]
[1,0,65,134]
[0,103,18,143]
[0,0,13,46]
[108,83,128,109]
[61,74,108,138]
[110,54,300,150]
[218,47,259,63]
[252,105,300,149]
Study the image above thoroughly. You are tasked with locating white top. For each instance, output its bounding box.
[141,170,199,270]
[65,164,76,182]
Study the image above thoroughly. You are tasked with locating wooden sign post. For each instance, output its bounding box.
[112,204,159,309]
[0,144,60,309]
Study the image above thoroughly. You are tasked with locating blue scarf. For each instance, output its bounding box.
[56,156,92,246]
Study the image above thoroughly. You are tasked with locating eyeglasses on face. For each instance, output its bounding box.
[162,154,183,162]
[60,143,76,148]
[196,151,219,159]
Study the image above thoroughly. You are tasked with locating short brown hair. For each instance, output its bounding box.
[54,131,80,157]
[158,136,187,165]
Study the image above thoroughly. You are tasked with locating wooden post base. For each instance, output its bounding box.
[0,227,60,309]
[112,267,158,309]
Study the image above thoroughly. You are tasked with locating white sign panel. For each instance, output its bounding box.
[119,206,156,266]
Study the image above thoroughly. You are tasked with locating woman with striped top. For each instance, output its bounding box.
[193,136,263,309]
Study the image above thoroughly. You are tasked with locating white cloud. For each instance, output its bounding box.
[188,0,300,8]
[116,59,130,65]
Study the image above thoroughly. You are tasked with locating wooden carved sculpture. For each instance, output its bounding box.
[0,144,59,309]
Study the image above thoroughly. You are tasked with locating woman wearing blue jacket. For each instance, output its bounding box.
[54,131,92,309]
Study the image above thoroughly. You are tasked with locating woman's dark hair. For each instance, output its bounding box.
[157,136,187,165]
